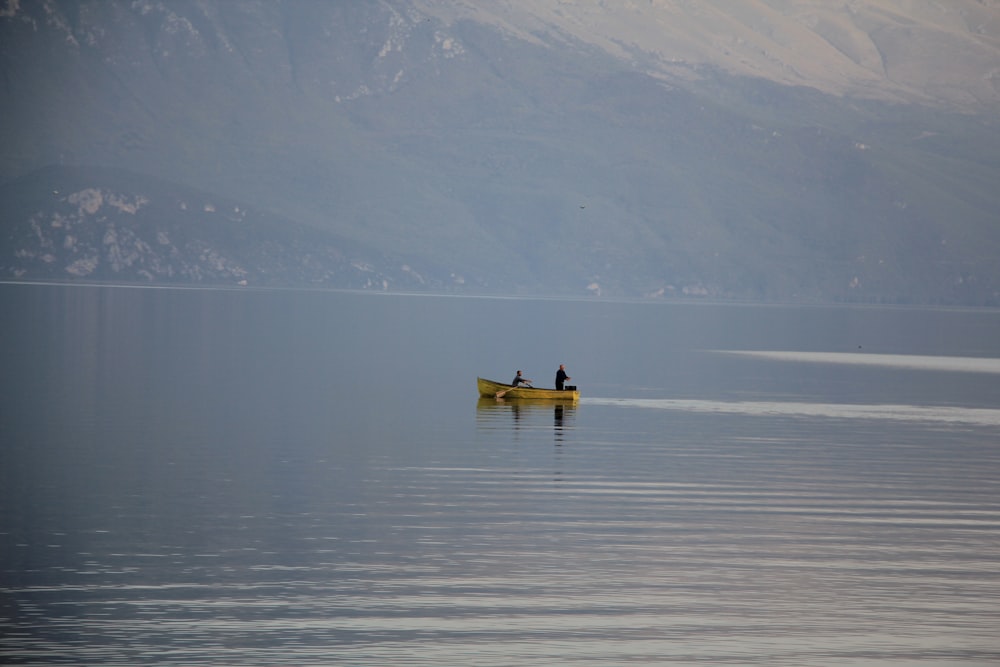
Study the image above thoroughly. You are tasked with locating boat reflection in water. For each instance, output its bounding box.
[476,397,576,443]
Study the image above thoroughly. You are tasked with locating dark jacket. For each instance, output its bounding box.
[555,369,569,390]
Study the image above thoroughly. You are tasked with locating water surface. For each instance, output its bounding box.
[2,285,999,665]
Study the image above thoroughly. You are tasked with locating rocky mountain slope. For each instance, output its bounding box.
[418,0,1000,111]
[0,165,442,290]
[2,1,999,303]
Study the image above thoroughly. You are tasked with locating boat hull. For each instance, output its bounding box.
[477,377,580,401]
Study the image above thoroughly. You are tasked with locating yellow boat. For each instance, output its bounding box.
[477,377,580,401]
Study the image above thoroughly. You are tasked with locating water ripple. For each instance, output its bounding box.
[583,397,1000,425]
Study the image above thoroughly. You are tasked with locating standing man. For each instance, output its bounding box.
[555,364,571,390]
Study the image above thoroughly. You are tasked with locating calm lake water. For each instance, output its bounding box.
[2,284,1000,665]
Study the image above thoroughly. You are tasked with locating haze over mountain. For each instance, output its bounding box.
[2,0,999,303]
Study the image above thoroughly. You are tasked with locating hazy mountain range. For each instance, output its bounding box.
[2,0,999,304]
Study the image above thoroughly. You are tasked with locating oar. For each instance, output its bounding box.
[496,382,531,398]
[495,385,517,398]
